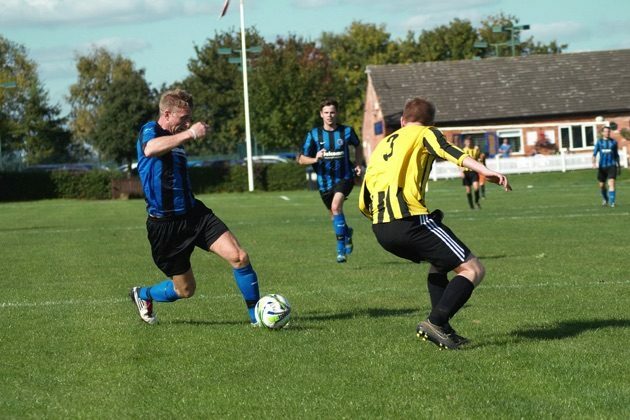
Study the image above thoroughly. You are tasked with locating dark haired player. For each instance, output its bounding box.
[130,89,260,325]
[592,126,619,207]
[298,98,363,263]
[359,98,511,349]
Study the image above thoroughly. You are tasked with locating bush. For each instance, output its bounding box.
[0,162,310,202]
[51,170,113,199]
[266,162,308,191]
[0,171,56,201]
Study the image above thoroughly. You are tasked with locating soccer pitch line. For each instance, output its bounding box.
[1,279,628,310]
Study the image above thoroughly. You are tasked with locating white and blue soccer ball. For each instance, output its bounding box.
[255,294,291,329]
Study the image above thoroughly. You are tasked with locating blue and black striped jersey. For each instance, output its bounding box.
[593,138,619,168]
[136,121,195,217]
[302,125,360,192]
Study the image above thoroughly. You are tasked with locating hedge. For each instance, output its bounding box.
[0,162,311,202]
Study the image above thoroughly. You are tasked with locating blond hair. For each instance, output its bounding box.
[159,89,193,114]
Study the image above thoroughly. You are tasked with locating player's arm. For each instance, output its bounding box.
[144,122,207,157]
[297,132,326,165]
[592,141,600,167]
[297,150,325,165]
[358,179,373,219]
[462,157,511,191]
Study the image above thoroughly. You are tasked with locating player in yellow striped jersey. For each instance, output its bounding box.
[461,136,482,209]
[359,98,511,349]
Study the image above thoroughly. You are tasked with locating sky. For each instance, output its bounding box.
[2,0,629,115]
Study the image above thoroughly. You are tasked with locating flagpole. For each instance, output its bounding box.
[239,0,254,192]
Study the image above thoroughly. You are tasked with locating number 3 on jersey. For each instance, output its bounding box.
[382,133,399,161]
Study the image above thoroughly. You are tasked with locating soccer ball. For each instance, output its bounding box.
[254,294,291,329]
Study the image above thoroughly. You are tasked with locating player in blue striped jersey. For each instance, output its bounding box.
[298,98,363,263]
[592,126,620,207]
[130,89,260,325]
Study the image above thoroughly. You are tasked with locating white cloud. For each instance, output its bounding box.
[0,0,213,27]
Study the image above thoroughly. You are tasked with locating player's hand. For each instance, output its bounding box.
[316,149,327,161]
[354,165,362,177]
[486,174,512,191]
[188,122,209,140]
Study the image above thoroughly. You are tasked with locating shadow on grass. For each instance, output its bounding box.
[299,307,418,322]
[511,318,630,341]
[477,254,508,260]
[169,319,245,326]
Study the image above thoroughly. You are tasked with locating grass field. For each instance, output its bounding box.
[1,169,629,418]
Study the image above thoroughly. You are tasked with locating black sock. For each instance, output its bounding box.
[601,187,608,201]
[466,193,473,208]
[427,272,449,309]
[481,185,486,197]
[474,190,480,204]
[428,276,475,326]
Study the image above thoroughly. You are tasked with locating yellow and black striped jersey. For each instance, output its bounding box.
[462,146,480,171]
[359,125,466,224]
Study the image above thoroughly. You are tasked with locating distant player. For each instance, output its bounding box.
[592,126,620,207]
[298,98,363,263]
[130,89,260,325]
[359,98,511,350]
[461,136,481,209]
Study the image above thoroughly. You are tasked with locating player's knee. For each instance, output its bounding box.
[470,258,486,285]
[229,248,250,269]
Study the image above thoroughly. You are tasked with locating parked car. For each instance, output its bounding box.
[247,155,290,164]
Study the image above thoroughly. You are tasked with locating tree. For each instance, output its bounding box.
[415,19,478,62]
[93,71,155,168]
[180,29,258,156]
[0,35,72,167]
[319,22,398,133]
[68,48,141,155]
[249,35,335,152]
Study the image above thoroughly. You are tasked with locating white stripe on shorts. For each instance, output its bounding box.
[420,216,466,261]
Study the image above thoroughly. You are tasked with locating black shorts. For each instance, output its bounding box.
[146,200,229,277]
[320,179,354,210]
[597,166,617,182]
[372,211,471,273]
[462,171,479,186]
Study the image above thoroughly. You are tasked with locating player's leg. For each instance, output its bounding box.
[210,231,260,324]
[130,218,195,324]
[608,172,616,207]
[598,169,608,206]
[330,192,349,262]
[465,185,474,209]
[473,180,481,208]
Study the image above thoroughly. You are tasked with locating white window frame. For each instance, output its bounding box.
[559,124,597,151]
[496,129,524,155]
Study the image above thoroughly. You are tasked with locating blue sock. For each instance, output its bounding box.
[332,214,347,255]
[233,264,260,323]
[139,279,179,302]
[609,190,616,205]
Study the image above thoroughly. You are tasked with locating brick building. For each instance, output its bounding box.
[362,49,630,163]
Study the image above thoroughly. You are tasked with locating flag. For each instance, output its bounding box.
[219,0,230,18]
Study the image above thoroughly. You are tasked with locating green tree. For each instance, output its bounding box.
[93,71,155,168]
[68,48,139,152]
[249,35,335,151]
[415,18,478,61]
[320,22,398,132]
[0,36,71,167]
[180,29,260,156]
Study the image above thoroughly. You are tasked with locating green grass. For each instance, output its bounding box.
[1,169,629,418]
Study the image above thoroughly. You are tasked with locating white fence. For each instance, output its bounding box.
[430,147,629,180]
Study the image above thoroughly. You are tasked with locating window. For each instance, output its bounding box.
[496,129,523,154]
[559,124,596,150]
